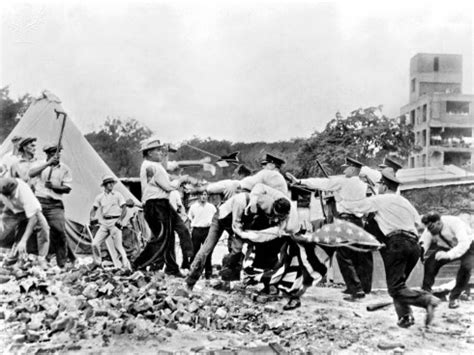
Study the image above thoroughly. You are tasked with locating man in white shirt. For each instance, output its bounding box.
[11,137,38,189]
[134,137,188,277]
[287,157,373,301]
[188,190,217,279]
[420,211,474,309]
[29,144,74,268]
[349,170,440,328]
[90,175,131,270]
[0,177,49,265]
[0,135,22,178]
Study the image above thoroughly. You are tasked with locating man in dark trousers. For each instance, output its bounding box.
[133,137,188,277]
[350,169,441,327]
[289,157,373,300]
[29,143,75,268]
[420,211,474,309]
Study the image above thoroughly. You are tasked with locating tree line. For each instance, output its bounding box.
[1,87,415,179]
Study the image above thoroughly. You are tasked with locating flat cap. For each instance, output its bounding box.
[43,143,63,153]
[18,137,37,149]
[101,174,117,186]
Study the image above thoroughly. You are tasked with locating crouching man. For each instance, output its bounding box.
[89,175,131,270]
[420,211,474,309]
[0,177,50,265]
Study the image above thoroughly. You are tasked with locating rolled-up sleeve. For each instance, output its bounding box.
[17,182,41,218]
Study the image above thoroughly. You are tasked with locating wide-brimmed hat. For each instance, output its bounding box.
[101,174,117,186]
[140,137,164,152]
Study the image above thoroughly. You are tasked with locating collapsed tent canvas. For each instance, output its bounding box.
[0,90,149,255]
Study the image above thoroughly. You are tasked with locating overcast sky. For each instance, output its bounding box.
[1,0,473,143]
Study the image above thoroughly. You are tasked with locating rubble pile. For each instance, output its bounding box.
[1,256,474,353]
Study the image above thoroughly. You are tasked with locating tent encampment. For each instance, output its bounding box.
[0,90,148,255]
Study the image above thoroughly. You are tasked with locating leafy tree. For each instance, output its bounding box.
[0,86,32,142]
[85,117,152,177]
[295,107,416,177]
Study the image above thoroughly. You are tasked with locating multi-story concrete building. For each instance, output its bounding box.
[401,53,474,169]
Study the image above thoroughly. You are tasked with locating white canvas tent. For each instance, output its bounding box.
[0,91,145,254]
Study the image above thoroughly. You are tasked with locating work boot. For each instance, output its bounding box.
[283,298,301,311]
[448,299,460,309]
[425,297,441,326]
[397,314,415,328]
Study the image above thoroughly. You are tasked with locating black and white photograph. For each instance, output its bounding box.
[0,0,473,353]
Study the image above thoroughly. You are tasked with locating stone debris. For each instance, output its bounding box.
[0,256,473,353]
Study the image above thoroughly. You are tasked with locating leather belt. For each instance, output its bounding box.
[103,215,120,220]
[386,230,418,241]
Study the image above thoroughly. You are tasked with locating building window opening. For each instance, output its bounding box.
[434,57,439,72]
[411,78,416,93]
[422,104,427,122]
[410,110,416,125]
[422,130,427,147]
[444,152,471,167]
[446,101,470,115]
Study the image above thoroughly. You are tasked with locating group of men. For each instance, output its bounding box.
[1,133,473,329]
[0,135,132,270]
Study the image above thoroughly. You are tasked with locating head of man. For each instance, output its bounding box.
[341,157,363,178]
[11,136,22,153]
[421,211,443,235]
[0,177,18,198]
[141,137,166,162]
[101,175,117,193]
[232,164,252,179]
[198,190,209,203]
[377,168,400,194]
[18,137,37,158]
[379,156,403,174]
[43,144,62,161]
[270,197,291,224]
[261,154,285,171]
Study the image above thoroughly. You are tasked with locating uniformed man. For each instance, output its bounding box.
[287,157,373,300]
[420,211,474,309]
[29,144,74,268]
[349,170,440,327]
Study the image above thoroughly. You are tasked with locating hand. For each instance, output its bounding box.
[435,251,449,260]
[45,181,53,189]
[200,157,212,164]
[245,203,257,215]
[115,221,123,229]
[125,199,135,207]
[285,172,299,185]
[15,239,28,258]
[47,156,60,166]
[90,219,99,227]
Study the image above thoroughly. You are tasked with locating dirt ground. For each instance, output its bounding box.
[1,257,473,355]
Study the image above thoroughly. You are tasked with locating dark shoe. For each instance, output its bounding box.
[397,314,415,328]
[343,291,365,302]
[425,297,441,326]
[283,298,301,311]
[341,288,352,294]
[448,299,460,309]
